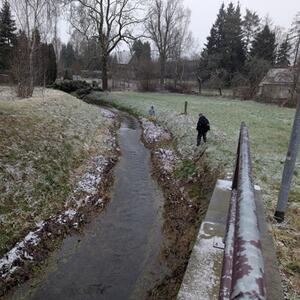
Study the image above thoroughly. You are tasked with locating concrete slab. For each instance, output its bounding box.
[177,179,284,300]
[177,180,231,300]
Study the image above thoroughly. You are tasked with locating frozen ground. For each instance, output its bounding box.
[0,88,117,258]
[103,91,300,298]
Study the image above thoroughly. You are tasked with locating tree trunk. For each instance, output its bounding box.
[102,56,108,91]
[197,75,202,95]
[160,55,166,88]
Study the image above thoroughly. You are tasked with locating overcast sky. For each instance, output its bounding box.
[186,0,299,49]
[59,0,299,50]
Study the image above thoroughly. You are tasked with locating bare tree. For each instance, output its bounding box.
[171,8,192,88]
[65,0,145,91]
[10,0,59,97]
[146,0,191,87]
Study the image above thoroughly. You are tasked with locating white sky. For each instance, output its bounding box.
[185,0,299,50]
[59,0,299,50]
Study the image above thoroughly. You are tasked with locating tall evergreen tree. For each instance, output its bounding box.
[59,42,76,69]
[276,37,292,67]
[0,0,16,70]
[206,3,226,56]
[47,44,57,84]
[221,3,246,76]
[132,40,151,62]
[242,9,260,54]
[199,2,245,85]
[251,25,277,64]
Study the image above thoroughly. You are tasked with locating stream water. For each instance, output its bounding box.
[8,112,168,300]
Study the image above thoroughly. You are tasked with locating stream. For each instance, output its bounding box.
[8,111,169,300]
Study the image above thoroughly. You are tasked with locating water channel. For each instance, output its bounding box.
[8,111,168,300]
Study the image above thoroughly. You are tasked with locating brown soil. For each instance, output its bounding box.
[142,140,220,299]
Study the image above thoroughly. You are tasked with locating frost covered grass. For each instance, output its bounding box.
[0,88,115,256]
[102,91,300,296]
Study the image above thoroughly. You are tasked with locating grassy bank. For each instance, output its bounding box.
[0,88,114,256]
[100,91,300,298]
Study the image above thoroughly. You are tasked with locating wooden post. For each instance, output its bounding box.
[184,101,188,115]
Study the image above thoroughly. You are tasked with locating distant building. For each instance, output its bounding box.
[258,68,296,105]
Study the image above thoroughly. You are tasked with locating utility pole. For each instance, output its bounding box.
[274,94,300,222]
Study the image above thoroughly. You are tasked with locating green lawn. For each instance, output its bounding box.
[103,91,299,207]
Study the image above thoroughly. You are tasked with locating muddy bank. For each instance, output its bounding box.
[0,109,119,297]
[140,118,220,299]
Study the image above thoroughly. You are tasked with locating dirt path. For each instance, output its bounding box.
[7,112,169,300]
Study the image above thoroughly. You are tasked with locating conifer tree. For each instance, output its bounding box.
[199,2,245,85]
[206,3,226,56]
[47,44,57,84]
[0,0,16,70]
[221,3,246,76]
[276,37,292,67]
[242,9,260,54]
[251,25,277,64]
[60,42,76,69]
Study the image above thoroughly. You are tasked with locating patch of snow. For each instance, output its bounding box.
[216,179,232,191]
[0,225,43,278]
[74,156,108,194]
[95,198,104,206]
[64,209,77,220]
[254,184,262,191]
[156,148,178,173]
[101,109,115,119]
[24,231,39,246]
[141,118,171,144]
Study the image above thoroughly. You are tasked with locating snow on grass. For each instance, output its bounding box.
[0,220,45,278]
[0,88,116,256]
[101,108,116,119]
[156,148,178,173]
[140,116,177,174]
[74,156,109,195]
[141,117,171,144]
[102,91,300,296]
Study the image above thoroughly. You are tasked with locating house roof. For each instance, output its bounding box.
[259,68,294,86]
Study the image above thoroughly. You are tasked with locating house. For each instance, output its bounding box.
[258,68,296,105]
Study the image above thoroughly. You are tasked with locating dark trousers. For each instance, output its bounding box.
[197,131,207,146]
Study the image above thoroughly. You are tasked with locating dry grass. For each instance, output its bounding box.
[0,88,114,256]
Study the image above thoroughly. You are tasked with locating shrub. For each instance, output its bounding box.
[53,80,91,94]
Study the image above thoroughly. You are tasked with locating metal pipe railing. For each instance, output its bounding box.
[219,123,266,300]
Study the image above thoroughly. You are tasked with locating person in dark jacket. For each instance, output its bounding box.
[196,113,210,146]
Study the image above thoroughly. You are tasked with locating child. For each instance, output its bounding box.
[149,105,156,122]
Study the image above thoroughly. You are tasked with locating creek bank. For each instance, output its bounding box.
[139,117,220,299]
[6,109,168,300]
[0,108,119,297]
[84,91,220,299]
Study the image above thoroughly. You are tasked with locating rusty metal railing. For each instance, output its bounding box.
[219,123,267,300]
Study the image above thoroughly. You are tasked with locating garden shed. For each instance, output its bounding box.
[258,68,295,105]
